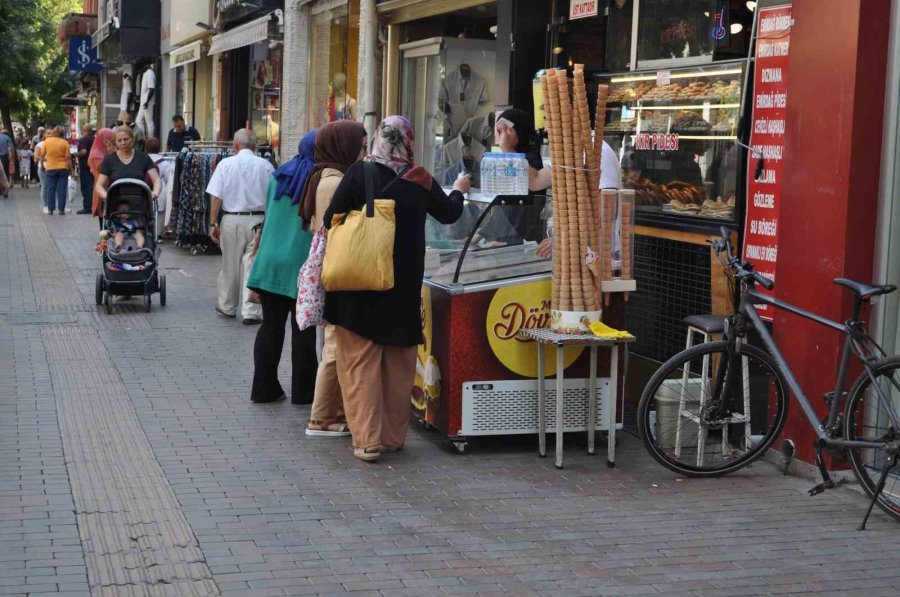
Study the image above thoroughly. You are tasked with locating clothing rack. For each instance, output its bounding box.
[170,145,234,254]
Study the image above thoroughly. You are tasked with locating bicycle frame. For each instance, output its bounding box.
[736,286,900,450]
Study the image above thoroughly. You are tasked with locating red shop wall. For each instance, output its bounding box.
[773,0,892,464]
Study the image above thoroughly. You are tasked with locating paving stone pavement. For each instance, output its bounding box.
[3,186,900,597]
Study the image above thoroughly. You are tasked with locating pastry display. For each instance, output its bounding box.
[627,178,707,206]
[606,77,741,104]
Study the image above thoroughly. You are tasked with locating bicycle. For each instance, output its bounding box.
[637,226,900,530]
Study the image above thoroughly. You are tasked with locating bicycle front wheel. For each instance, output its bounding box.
[637,341,789,477]
[845,357,900,522]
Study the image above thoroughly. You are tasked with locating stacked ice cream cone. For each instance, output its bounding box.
[542,67,609,332]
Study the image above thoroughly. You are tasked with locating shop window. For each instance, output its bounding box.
[307,0,360,128]
[249,39,283,160]
[601,61,744,223]
[637,0,719,68]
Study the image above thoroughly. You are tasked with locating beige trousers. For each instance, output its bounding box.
[310,324,344,422]
[217,214,263,320]
[334,325,417,450]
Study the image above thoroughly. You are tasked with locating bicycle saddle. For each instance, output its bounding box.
[833,277,897,299]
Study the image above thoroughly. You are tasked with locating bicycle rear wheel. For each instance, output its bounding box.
[845,357,900,522]
[637,341,789,477]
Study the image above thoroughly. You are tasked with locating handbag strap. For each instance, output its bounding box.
[341,162,410,223]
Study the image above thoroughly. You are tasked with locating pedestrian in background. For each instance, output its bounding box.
[76,124,95,214]
[42,127,72,215]
[206,129,271,324]
[88,128,116,228]
[0,127,15,198]
[245,130,320,404]
[300,120,368,436]
[18,141,32,189]
[166,115,201,152]
[323,116,468,462]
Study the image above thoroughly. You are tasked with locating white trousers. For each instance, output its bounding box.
[217,214,263,320]
[135,102,155,138]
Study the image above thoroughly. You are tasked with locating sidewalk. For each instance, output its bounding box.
[1,186,900,597]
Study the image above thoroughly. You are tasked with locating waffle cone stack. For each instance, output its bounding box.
[541,68,610,327]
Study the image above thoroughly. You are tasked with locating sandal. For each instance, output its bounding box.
[353,447,380,462]
[306,419,351,437]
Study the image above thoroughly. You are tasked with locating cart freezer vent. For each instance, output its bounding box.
[461,378,612,436]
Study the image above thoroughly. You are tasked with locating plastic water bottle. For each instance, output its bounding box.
[482,154,494,194]
[514,154,528,195]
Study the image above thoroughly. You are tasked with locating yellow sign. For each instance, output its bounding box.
[533,78,545,130]
[486,280,583,377]
[413,286,440,419]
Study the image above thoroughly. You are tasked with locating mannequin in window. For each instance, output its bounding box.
[134,65,156,138]
[327,73,357,122]
[439,63,488,139]
[118,72,133,123]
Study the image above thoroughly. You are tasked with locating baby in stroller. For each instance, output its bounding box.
[110,200,146,250]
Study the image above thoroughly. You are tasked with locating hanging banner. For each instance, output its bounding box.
[68,36,103,72]
[569,0,599,21]
[743,4,792,319]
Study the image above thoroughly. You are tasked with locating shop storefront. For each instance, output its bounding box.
[306,0,362,129]
[93,0,161,134]
[209,0,284,160]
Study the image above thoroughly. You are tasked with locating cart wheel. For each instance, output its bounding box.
[104,293,112,314]
[159,274,166,306]
[421,420,435,431]
[191,247,199,256]
[144,293,152,313]
[95,274,104,305]
[452,441,468,455]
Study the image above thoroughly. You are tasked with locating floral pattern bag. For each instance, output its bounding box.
[296,228,327,330]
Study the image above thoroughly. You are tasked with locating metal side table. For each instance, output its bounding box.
[518,328,634,469]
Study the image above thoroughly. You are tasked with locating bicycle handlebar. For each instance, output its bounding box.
[713,226,775,291]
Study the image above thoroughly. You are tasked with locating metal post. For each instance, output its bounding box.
[537,342,546,458]
[556,343,565,469]
[587,346,597,455]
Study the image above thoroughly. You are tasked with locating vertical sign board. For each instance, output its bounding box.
[743,4,792,319]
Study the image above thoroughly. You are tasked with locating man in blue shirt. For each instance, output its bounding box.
[165,115,201,152]
[0,129,15,198]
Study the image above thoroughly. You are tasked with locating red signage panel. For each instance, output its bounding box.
[743,4,792,319]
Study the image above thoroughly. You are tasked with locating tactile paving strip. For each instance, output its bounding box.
[42,326,219,595]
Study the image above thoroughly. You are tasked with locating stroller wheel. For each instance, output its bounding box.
[95,274,104,305]
[144,292,152,313]
[159,274,167,306]
[104,293,112,314]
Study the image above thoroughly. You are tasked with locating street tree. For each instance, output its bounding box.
[0,0,82,134]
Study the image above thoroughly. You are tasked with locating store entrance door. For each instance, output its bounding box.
[400,41,442,169]
[227,46,251,138]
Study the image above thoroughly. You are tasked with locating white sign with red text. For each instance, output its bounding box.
[743,4,792,320]
[570,0,598,21]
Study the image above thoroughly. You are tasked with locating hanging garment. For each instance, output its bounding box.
[438,135,485,188]
[439,68,488,139]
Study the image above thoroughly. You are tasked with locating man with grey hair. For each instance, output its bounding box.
[206,128,273,324]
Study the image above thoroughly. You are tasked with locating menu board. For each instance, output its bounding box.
[743,4,792,319]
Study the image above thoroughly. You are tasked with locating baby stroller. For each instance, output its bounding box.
[95,178,167,313]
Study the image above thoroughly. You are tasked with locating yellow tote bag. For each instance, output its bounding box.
[322,162,397,292]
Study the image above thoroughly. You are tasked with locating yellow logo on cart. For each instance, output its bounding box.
[486,280,583,378]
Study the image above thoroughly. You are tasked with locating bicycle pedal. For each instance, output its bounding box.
[808,480,834,496]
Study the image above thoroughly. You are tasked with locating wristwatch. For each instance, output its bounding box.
[210,222,219,228]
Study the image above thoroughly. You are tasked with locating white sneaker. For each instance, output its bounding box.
[42,207,49,214]
[65,208,72,213]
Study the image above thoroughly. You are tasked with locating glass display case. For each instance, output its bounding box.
[424,192,551,291]
[249,40,282,162]
[599,60,745,223]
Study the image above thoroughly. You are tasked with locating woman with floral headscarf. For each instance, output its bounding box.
[323,116,469,462]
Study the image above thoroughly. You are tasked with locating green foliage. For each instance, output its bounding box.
[0,0,83,130]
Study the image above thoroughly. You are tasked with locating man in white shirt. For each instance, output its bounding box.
[206,129,273,324]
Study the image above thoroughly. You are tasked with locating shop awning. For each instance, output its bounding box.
[207,12,276,56]
[170,40,204,69]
